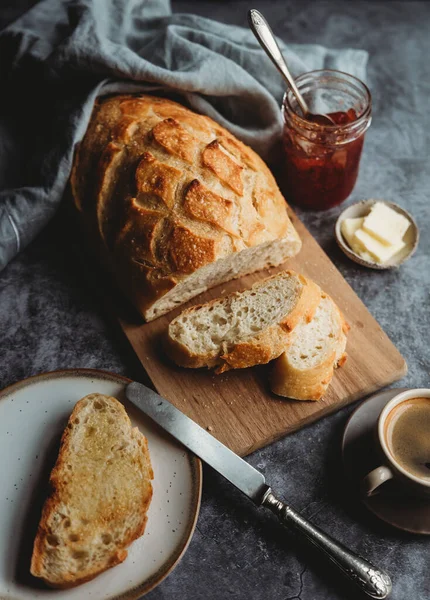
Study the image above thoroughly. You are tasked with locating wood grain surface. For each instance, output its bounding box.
[112,206,407,457]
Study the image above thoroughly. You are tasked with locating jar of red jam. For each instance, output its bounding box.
[282,70,372,210]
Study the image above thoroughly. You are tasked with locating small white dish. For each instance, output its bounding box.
[335,199,419,269]
[0,369,202,600]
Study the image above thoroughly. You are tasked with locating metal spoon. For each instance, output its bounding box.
[248,9,335,126]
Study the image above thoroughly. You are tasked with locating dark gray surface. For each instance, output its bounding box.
[1,1,429,599]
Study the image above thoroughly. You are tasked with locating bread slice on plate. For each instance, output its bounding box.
[270,293,349,401]
[165,271,321,373]
[30,393,153,589]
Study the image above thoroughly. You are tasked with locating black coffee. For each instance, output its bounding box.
[385,397,430,481]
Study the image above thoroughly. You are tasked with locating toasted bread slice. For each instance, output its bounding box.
[165,271,321,373]
[30,393,153,588]
[270,293,349,400]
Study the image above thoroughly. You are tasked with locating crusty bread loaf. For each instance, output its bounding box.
[70,94,301,321]
[30,394,153,588]
[270,293,349,400]
[165,271,321,373]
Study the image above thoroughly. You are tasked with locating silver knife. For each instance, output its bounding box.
[126,381,392,599]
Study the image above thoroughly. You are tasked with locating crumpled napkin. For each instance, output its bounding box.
[0,0,368,269]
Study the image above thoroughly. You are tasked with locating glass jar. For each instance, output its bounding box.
[282,69,372,210]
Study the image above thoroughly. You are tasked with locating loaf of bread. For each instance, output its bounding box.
[165,271,321,373]
[30,394,153,588]
[270,293,349,400]
[71,95,301,321]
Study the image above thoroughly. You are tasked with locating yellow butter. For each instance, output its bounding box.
[341,217,364,248]
[362,202,410,246]
[353,228,405,263]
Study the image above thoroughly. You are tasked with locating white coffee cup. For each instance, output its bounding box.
[361,388,430,498]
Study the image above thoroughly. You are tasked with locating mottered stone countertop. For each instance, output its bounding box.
[1,1,429,599]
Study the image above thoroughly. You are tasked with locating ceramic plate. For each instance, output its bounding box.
[0,369,202,600]
[335,199,419,269]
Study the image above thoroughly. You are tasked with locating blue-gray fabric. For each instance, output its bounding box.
[0,0,368,269]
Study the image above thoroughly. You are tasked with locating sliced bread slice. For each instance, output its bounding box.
[270,293,349,401]
[30,393,153,588]
[165,270,321,373]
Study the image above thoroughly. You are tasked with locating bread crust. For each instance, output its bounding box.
[70,94,301,321]
[30,394,153,588]
[165,271,321,373]
[270,294,349,401]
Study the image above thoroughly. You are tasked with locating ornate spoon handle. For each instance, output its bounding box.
[248,8,309,116]
[262,490,392,599]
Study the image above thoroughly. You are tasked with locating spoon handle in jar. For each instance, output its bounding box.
[248,9,309,117]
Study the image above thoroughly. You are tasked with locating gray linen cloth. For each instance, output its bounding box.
[0,0,368,270]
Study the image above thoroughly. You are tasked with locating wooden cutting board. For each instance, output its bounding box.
[111,206,407,457]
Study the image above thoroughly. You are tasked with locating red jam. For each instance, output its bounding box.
[282,108,365,210]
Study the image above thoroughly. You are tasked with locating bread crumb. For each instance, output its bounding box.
[206,425,213,432]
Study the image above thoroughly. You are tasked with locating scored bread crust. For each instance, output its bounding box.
[30,394,153,589]
[270,293,350,401]
[165,271,321,373]
[70,94,301,321]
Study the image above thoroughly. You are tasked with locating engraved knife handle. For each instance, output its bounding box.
[262,490,392,599]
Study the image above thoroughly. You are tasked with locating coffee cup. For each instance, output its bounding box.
[361,388,430,498]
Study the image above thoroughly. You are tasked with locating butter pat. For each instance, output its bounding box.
[341,217,364,248]
[362,202,410,246]
[353,228,405,263]
[341,217,375,260]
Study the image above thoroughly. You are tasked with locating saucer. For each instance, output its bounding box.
[342,387,430,534]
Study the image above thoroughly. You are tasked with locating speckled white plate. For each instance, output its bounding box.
[335,199,419,269]
[0,369,202,600]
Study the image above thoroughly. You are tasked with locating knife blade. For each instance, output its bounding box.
[126,381,269,504]
[126,381,392,599]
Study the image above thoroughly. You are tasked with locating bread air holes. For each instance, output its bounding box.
[101,533,112,545]
[300,354,308,359]
[111,442,129,452]
[93,400,106,410]
[73,550,88,560]
[69,533,80,542]
[46,534,60,547]
[214,316,227,326]
[328,333,335,338]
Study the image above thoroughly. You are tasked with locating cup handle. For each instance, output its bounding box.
[361,466,394,497]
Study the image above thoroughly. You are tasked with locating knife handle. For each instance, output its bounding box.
[262,490,392,599]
